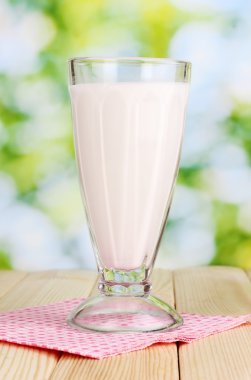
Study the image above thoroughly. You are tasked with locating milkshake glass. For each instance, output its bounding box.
[68,57,191,332]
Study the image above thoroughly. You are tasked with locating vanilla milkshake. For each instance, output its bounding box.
[70,82,189,270]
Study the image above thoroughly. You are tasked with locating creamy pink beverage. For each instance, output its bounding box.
[70,82,189,270]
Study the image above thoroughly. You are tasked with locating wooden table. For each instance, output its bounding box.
[0,266,250,379]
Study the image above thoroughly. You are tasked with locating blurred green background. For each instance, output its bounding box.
[0,0,251,270]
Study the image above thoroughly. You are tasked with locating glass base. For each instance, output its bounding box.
[67,268,183,332]
[67,295,183,332]
[67,295,183,333]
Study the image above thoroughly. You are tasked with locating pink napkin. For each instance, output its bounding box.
[0,298,250,359]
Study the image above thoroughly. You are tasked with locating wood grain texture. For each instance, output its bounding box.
[50,269,179,380]
[0,270,97,380]
[0,270,97,311]
[174,266,251,380]
[0,344,58,380]
[1,267,250,380]
[0,271,27,301]
[50,343,177,380]
[174,266,251,315]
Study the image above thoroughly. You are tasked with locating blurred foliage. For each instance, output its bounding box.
[225,106,251,164]
[0,0,251,270]
[212,202,251,268]
[0,251,12,269]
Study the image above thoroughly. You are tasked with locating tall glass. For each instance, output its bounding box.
[68,57,191,332]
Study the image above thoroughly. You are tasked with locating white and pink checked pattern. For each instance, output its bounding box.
[0,298,250,359]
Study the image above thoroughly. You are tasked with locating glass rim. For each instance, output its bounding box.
[69,56,191,67]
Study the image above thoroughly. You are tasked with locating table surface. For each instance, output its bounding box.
[0,266,250,380]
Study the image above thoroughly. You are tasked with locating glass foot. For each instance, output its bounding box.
[67,294,183,333]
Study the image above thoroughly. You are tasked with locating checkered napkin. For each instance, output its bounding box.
[0,298,250,359]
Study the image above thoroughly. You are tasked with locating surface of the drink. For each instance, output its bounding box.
[70,82,189,270]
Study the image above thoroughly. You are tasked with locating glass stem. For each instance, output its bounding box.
[98,267,152,296]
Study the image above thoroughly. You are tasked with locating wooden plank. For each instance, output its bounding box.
[0,270,97,380]
[174,266,251,315]
[49,343,177,380]
[50,269,179,380]
[174,266,251,380]
[0,345,59,380]
[0,270,97,310]
[0,271,27,301]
